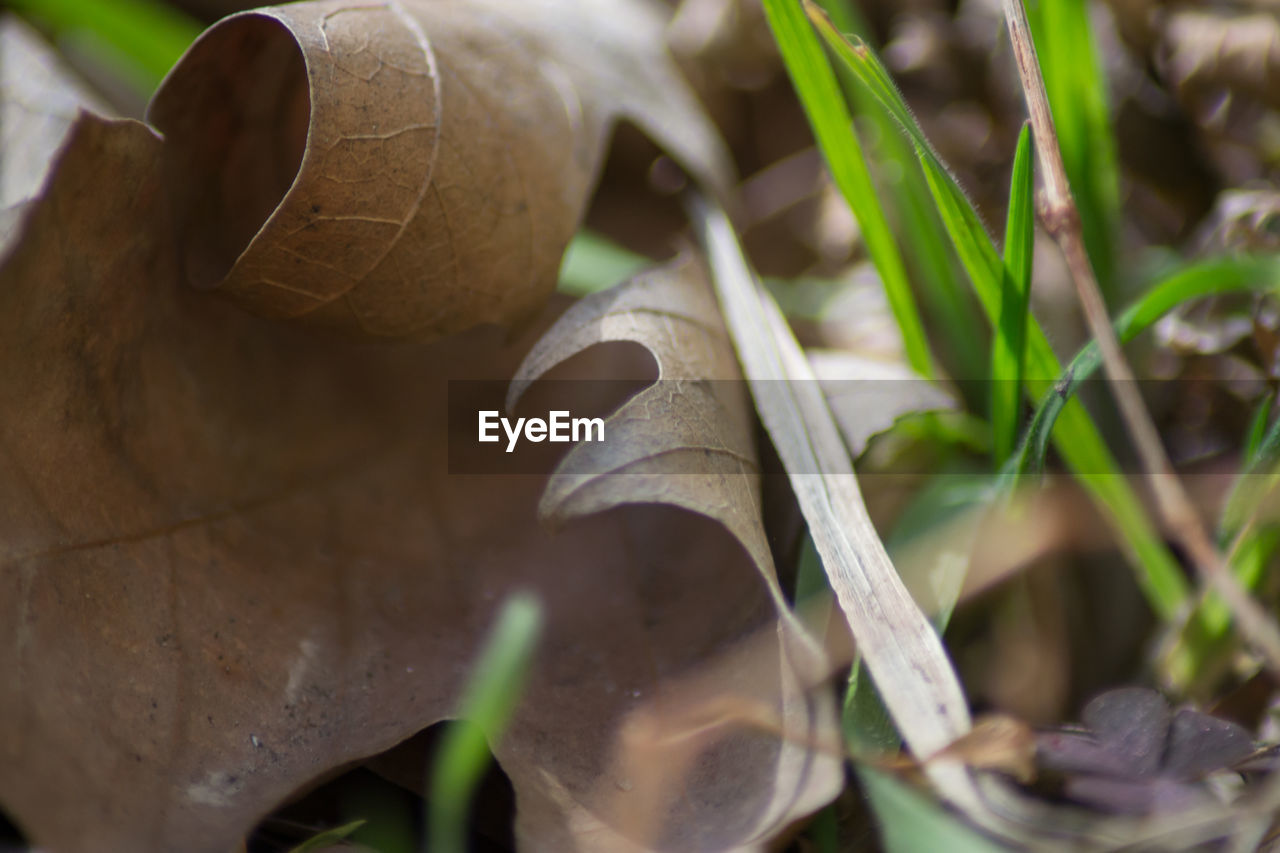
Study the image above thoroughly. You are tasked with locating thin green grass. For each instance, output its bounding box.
[1204,407,1280,642]
[802,2,1188,618]
[1242,393,1275,469]
[816,0,987,380]
[1223,397,1280,544]
[760,0,935,378]
[427,593,542,853]
[991,125,1035,465]
[10,0,200,92]
[1008,255,1280,480]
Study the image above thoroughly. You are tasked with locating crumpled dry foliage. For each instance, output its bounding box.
[0,4,839,851]
[510,256,841,848]
[149,0,732,339]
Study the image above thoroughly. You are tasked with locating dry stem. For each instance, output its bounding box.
[1001,0,1280,674]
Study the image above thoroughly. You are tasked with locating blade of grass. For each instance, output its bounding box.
[803,1,1188,618]
[9,0,200,92]
[1009,256,1280,480]
[427,593,543,853]
[692,195,983,815]
[1222,399,1280,544]
[1242,392,1275,470]
[817,0,986,380]
[1197,409,1280,647]
[1025,0,1120,293]
[1209,531,1280,639]
[759,0,935,378]
[991,124,1035,465]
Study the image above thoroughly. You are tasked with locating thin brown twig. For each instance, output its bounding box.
[1001,0,1280,675]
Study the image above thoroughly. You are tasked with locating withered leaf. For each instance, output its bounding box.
[149,0,733,338]
[0,2,830,851]
[510,254,842,850]
[0,113,813,853]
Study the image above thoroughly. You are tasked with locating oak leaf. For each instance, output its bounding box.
[0,4,833,852]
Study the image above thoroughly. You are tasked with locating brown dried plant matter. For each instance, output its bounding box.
[148,0,733,338]
[0,5,836,852]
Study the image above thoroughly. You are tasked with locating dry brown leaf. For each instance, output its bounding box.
[509,254,842,849]
[0,110,814,853]
[0,4,840,852]
[148,0,733,338]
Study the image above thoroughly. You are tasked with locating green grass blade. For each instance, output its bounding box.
[1026,0,1121,292]
[817,0,986,379]
[1010,256,1280,480]
[1243,392,1275,468]
[804,6,1003,299]
[805,3,1188,617]
[760,0,935,378]
[1200,401,1280,645]
[1216,392,1278,548]
[427,593,543,853]
[10,0,201,92]
[991,125,1035,464]
[1210,529,1280,636]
